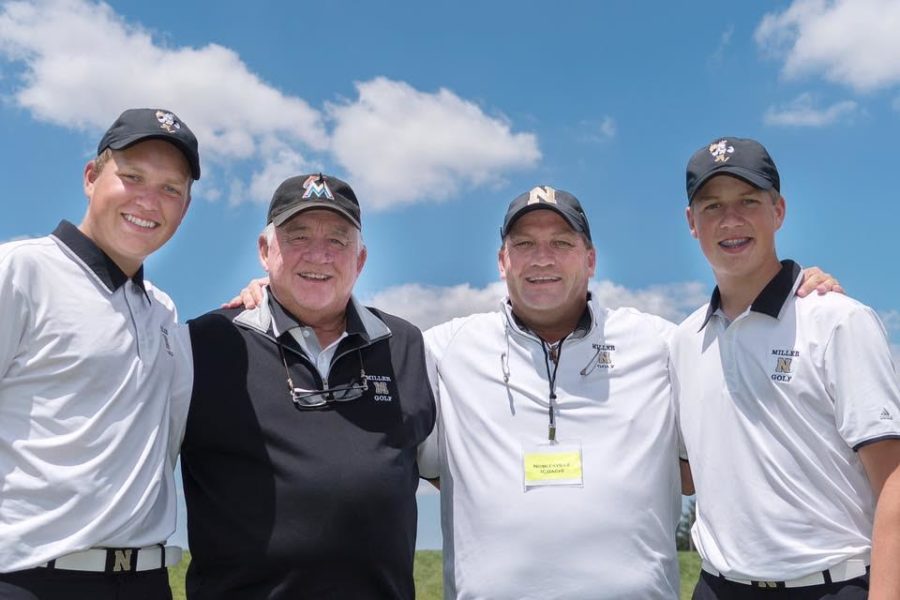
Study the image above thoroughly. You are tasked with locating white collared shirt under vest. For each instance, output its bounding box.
[669,260,900,582]
[419,295,682,599]
[0,222,193,572]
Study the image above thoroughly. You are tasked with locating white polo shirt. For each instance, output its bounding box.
[670,260,900,581]
[0,221,193,572]
[420,296,682,600]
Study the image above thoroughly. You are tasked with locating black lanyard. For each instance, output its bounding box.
[540,336,566,442]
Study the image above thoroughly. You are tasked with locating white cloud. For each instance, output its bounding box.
[327,78,540,209]
[589,280,709,324]
[0,0,326,161]
[246,142,309,207]
[578,115,617,143]
[763,93,857,126]
[0,0,540,209]
[881,309,900,334]
[708,25,735,67]
[364,279,708,331]
[755,0,900,93]
[2,235,35,243]
[365,282,508,330]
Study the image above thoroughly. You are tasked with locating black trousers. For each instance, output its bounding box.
[0,567,172,600]
[693,569,869,600]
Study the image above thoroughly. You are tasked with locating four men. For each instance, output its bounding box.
[0,108,199,598]
[3,108,897,600]
[672,137,900,599]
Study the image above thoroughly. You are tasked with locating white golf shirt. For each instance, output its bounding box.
[0,221,192,572]
[420,296,681,600]
[670,260,900,581]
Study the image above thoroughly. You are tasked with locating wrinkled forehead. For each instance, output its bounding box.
[279,208,360,236]
[505,209,580,237]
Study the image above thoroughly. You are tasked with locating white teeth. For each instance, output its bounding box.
[124,214,158,229]
[527,276,560,283]
[720,238,749,248]
[300,273,329,280]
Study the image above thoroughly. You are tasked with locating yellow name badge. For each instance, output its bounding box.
[523,441,584,489]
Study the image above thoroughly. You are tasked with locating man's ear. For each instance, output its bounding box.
[83,161,98,197]
[686,205,698,239]
[774,195,786,231]
[258,235,271,272]
[356,244,367,275]
[586,244,596,278]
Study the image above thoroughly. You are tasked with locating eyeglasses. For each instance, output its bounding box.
[278,344,368,410]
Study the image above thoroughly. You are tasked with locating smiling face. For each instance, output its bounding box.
[499,209,595,341]
[259,209,366,328]
[687,174,785,292]
[80,139,192,276]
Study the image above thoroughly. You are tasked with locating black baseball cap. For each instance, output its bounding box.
[97,108,201,180]
[267,173,361,229]
[501,185,591,241]
[686,137,779,203]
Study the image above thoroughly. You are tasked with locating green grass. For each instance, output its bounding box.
[679,550,702,599]
[170,550,701,599]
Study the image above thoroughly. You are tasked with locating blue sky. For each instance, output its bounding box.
[2,0,899,550]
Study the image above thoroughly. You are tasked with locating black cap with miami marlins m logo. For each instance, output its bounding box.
[267,174,362,229]
[686,136,780,203]
[97,108,201,180]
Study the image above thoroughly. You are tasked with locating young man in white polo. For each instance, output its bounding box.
[0,108,200,599]
[671,137,900,599]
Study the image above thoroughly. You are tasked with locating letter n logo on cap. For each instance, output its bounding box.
[527,186,557,206]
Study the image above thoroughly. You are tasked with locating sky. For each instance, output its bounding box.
[2,0,899,551]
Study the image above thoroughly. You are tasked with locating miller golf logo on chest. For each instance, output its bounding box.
[592,344,615,368]
[368,375,393,402]
[770,348,800,382]
[160,325,174,356]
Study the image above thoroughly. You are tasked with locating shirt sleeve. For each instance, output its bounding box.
[416,326,444,479]
[0,249,29,381]
[827,304,900,449]
[167,321,194,459]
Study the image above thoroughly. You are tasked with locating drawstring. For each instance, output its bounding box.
[540,336,566,442]
[501,323,512,384]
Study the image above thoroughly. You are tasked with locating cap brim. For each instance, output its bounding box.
[502,203,589,240]
[106,133,201,180]
[690,166,774,201]
[271,202,361,229]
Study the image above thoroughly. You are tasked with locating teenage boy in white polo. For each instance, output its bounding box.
[0,108,199,599]
[671,137,900,599]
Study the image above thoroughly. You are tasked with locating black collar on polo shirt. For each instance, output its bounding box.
[51,220,148,299]
[267,288,368,344]
[699,260,802,330]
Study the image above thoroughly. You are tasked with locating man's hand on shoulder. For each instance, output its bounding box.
[797,267,844,297]
[221,277,269,310]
